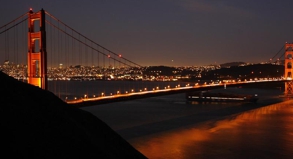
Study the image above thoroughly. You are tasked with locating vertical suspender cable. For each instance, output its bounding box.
[21,18,24,65]
[103,48,105,77]
[7,25,9,65]
[85,38,88,97]
[72,30,74,65]
[103,49,106,94]
[65,26,68,101]
[91,42,94,96]
[85,38,87,66]
[97,44,99,69]
[71,29,74,100]
[49,15,53,93]
[79,34,81,67]
[59,21,63,99]
[23,17,26,81]
[53,20,57,96]
[13,21,16,64]
[4,26,7,62]
[57,20,60,98]
[15,20,21,67]
[96,44,102,96]
[91,42,93,67]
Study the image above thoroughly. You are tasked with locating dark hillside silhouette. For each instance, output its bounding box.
[0,71,146,158]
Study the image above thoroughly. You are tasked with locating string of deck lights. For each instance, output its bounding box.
[66,77,288,104]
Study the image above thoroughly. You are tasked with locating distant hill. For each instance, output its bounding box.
[201,63,283,80]
[220,62,246,68]
[143,66,179,76]
[0,71,146,158]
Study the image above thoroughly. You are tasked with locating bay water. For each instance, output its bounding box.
[49,80,293,158]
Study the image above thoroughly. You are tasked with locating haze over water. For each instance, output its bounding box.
[66,81,293,159]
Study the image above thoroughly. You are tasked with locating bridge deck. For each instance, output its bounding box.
[68,79,289,107]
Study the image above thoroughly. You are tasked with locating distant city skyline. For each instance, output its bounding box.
[1,0,293,66]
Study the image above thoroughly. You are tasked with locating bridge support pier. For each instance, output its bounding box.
[285,81,293,95]
[27,8,47,90]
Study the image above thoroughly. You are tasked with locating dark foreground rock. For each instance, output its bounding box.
[0,71,147,159]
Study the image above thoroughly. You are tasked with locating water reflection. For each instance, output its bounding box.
[129,100,293,159]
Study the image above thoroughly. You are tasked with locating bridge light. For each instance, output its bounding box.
[108,55,110,58]
[29,8,33,14]
[119,54,122,58]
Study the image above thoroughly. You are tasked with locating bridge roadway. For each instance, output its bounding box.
[67,78,291,107]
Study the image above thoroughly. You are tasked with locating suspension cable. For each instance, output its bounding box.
[270,45,284,62]
[0,12,28,30]
[0,18,27,35]
[45,11,142,67]
[45,20,134,67]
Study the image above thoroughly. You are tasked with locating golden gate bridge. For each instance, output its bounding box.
[0,8,292,107]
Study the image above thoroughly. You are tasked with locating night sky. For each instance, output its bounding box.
[1,0,293,66]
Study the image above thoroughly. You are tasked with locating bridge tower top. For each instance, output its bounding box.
[284,42,293,95]
[27,8,47,90]
[284,42,293,78]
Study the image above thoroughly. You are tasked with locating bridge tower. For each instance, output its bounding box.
[284,43,293,95]
[27,8,47,90]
